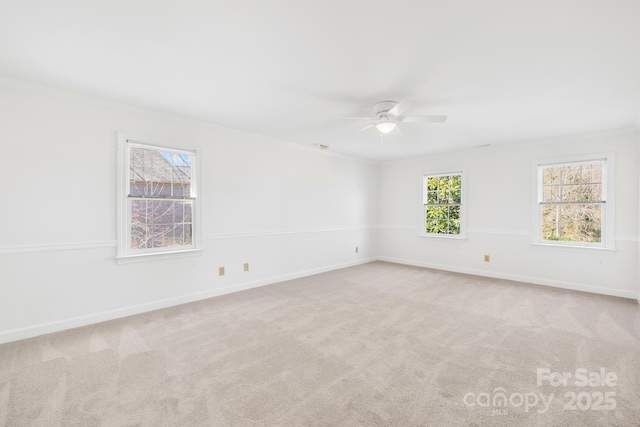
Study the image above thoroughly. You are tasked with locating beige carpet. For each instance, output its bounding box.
[1,261,639,426]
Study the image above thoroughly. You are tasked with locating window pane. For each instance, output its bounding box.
[542,168,560,185]
[173,224,185,245]
[542,162,603,202]
[541,204,561,241]
[424,205,461,235]
[562,165,582,185]
[541,203,602,243]
[449,206,461,234]
[581,162,602,184]
[437,177,448,203]
[560,205,580,241]
[429,206,441,220]
[425,206,443,233]
[579,204,602,243]
[152,224,173,248]
[562,184,582,202]
[130,146,192,198]
[581,184,601,201]
[427,177,438,190]
[425,174,461,206]
[129,182,144,197]
[448,175,461,203]
[427,190,437,204]
[543,185,560,202]
[129,199,194,250]
[153,200,175,224]
[182,202,193,223]
[425,218,437,234]
[173,182,189,197]
[183,225,193,245]
[131,200,150,249]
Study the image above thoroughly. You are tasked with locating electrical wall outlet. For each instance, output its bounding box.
[484,255,490,263]
[244,263,249,272]
[218,266,225,276]
[355,247,359,253]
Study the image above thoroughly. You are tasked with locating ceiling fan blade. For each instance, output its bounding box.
[355,124,375,133]
[399,115,447,123]
[338,116,373,120]
[388,98,416,117]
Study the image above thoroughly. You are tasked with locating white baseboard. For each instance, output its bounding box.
[0,257,377,345]
[378,256,639,301]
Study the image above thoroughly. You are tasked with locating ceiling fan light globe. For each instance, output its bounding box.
[376,122,396,133]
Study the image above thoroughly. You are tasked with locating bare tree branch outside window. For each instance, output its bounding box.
[540,161,603,243]
[129,146,193,250]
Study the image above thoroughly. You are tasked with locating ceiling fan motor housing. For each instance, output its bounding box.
[374,101,399,120]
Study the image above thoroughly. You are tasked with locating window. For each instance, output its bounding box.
[534,153,615,249]
[421,171,466,238]
[118,133,199,259]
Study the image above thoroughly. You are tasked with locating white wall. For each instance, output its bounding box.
[1,81,638,344]
[0,84,378,343]
[378,131,639,298]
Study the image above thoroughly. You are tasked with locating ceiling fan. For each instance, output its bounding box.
[344,100,447,134]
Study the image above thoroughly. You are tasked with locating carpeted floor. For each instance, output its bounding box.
[1,261,639,426]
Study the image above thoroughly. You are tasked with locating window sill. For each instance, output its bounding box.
[530,242,616,253]
[116,248,203,264]
[418,233,468,240]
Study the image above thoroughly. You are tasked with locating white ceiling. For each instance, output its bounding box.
[1,0,639,161]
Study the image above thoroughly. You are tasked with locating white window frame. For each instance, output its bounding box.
[419,169,467,239]
[532,152,615,250]
[117,132,201,262]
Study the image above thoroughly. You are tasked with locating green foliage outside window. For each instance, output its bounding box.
[424,174,461,235]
